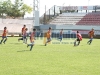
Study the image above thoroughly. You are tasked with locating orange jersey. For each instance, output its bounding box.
[22,27,26,35]
[88,31,94,38]
[30,32,35,42]
[2,29,7,36]
[46,30,51,38]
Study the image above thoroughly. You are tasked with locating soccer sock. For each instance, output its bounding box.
[60,38,62,42]
[89,39,92,45]
[46,41,48,43]
[74,39,77,46]
[45,42,47,46]
[27,43,34,51]
[87,40,91,44]
[30,45,33,51]
[19,38,23,40]
[23,38,25,43]
[3,38,7,44]
[23,38,26,43]
[26,38,27,43]
[60,39,61,42]
[45,41,49,46]
[74,41,76,46]
[77,41,80,45]
[0,39,3,44]
[46,41,48,44]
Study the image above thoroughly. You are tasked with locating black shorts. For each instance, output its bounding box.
[77,38,80,41]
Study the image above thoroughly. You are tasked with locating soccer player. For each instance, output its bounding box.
[27,28,36,51]
[0,27,8,44]
[45,27,52,46]
[74,31,82,46]
[18,25,26,42]
[87,28,95,45]
[23,28,28,44]
[58,29,63,42]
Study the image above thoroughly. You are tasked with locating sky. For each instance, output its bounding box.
[14,0,100,17]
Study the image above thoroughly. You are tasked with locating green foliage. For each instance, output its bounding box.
[21,4,33,14]
[0,37,100,75]
[0,0,32,18]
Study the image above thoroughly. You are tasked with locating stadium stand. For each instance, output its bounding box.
[49,12,100,26]
[76,13,100,25]
[49,13,86,25]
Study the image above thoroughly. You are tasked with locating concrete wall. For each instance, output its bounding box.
[40,24,100,30]
[39,24,100,39]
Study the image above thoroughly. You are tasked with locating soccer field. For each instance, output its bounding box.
[0,37,100,75]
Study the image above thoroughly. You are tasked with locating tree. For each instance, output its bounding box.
[1,0,12,17]
[0,2,4,17]
[0,0,33,18]
[21,4,33,17]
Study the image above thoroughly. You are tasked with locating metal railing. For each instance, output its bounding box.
[40,5,60,24]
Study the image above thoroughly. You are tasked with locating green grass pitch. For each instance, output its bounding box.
[0,37,100,75]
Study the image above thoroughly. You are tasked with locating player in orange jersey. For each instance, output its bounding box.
[45,27,52,46]
[18,25,26,42]
[27,28,36,51]
[87,28,95,45]
[0,27,8,44]
[23,28,28,44]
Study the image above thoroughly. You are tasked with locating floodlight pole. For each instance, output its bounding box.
[88,0,90,12]
[33,0,40,29]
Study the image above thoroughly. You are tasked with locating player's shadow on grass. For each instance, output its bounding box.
[40,45,45,46]
[17,50,30,52]
[10,43,22,45]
